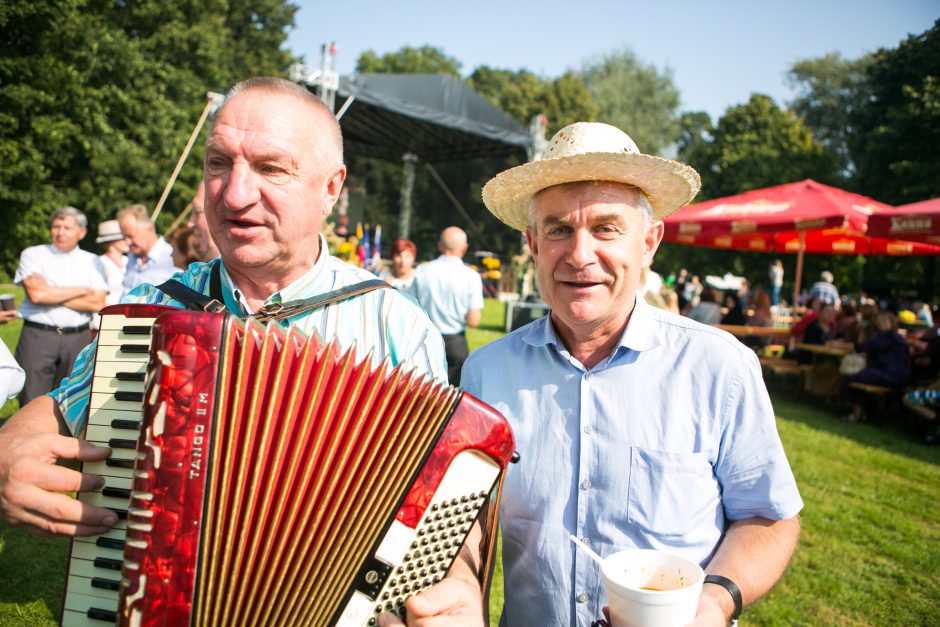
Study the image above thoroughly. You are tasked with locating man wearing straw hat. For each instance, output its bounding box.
[94,219,129,307]
[462,122,803,626]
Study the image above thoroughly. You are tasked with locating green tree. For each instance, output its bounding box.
[582,47,681,156]
[356,45,461,76]
[849,20,940,205]
[467,67,596,134]
[0,0,298,278]
[678,94,839,201]
[787,52,872,181]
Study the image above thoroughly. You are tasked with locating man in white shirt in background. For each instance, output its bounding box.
[13,206,107,404]
[409,226,484,386]
[117,203,176,295]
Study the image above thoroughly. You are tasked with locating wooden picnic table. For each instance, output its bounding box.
[794,343,852,358]
[714,324,791,339]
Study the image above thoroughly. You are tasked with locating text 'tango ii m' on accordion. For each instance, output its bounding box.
[63,305,515,627]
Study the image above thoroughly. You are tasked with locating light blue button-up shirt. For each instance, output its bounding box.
[409,255,483,335]
[121,236,176,297]
[462,297,802,627]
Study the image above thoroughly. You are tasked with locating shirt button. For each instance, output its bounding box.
[584,425,593,434]
[577,592,589,603]
[584,372,593,381]
[581,479,592,490]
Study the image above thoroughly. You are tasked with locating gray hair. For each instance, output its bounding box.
[116,203,154,227]
[212,76,344,169]
[50,206,87,229]
[527,181,653,232]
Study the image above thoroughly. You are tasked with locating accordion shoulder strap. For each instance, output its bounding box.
[253,278,391,323]
[156,262,391,322]
[155,262,226,313]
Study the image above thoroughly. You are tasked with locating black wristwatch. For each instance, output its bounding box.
[704,574,743,621]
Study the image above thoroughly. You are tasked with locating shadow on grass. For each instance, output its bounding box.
[769,386,940,467]
[0,521,67,619]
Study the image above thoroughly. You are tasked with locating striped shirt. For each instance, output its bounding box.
[52,242,447,435]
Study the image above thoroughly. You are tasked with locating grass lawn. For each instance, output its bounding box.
[1,298,938,625]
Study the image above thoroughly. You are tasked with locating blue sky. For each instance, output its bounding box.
[287,0,937,121]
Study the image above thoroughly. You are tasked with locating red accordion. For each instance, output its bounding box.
[61,305,515,626]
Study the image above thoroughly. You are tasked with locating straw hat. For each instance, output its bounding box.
[95,219,124,244]
[482,122,701,231]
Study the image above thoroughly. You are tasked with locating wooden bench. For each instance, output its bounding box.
[848,382,902,422]
[759,357,810,389]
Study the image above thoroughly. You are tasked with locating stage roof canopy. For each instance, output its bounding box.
[323,74,532,163]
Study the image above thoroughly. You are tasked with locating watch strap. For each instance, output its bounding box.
[704,574,743,621]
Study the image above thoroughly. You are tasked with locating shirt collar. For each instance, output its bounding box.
[522,295,661,358]
[218,234,329,315]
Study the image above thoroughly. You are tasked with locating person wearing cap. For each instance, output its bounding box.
[117,203,177,296]
[409,227,484,386]
[95,219,129,307]
[13,206,107,404]
[186,180,221,261]
[462,122,803,626]
[808,270,840,307]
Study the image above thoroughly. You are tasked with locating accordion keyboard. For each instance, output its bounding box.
[61,312,156,627]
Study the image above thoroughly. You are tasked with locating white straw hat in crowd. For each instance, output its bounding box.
[95,219,124,244]
[482,122,701,231]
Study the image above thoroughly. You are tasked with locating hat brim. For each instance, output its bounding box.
[96,235,124,244]
[482,152,701,231]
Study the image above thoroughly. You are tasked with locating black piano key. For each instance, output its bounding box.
[119,344,150,354]
[114,391,144,402]
[91,576,121,591]
[108,508,128,520]
[102,486,132,499]
[121,325,152,335]
[106,458,135,469]
[107,438,138,450]
[93,557,124,571]
[96,536,125,551]
[87,607,118,622]
[111,419,141,431]
[115,371,146,381]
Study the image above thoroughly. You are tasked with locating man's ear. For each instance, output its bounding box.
[642,220,665,269]
[323,165,348,216]
[525,226,538,258]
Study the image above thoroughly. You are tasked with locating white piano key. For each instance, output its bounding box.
[90,392,142,412]
[89,377,146,394]
[62,608,117,627]
[98,315,158,331]
[70,540,124,563]
[92,360,147,379]
[96,328,152,346]
[94,345,151,363]
[87,408,143,428]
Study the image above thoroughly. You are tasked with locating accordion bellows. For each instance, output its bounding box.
[62,305,515,627]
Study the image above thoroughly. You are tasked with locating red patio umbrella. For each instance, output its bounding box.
[866,197,940,244]
[663,180,931,304]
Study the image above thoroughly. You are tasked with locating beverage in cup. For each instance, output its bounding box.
[602,549,704,627]
[0,294,14,311]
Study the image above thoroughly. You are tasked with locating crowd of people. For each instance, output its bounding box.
[633,262,940,443]
[1,75,931,626]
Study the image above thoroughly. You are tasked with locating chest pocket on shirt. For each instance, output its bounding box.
[627,448,720,539]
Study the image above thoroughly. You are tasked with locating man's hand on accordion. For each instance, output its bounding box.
[377,573,485,627]
[0,395,117,538]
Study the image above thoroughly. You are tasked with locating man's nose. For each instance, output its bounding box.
[222,164,262,210]
[566,230,597,267]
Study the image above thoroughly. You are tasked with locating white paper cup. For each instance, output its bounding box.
[602,549,704,627]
